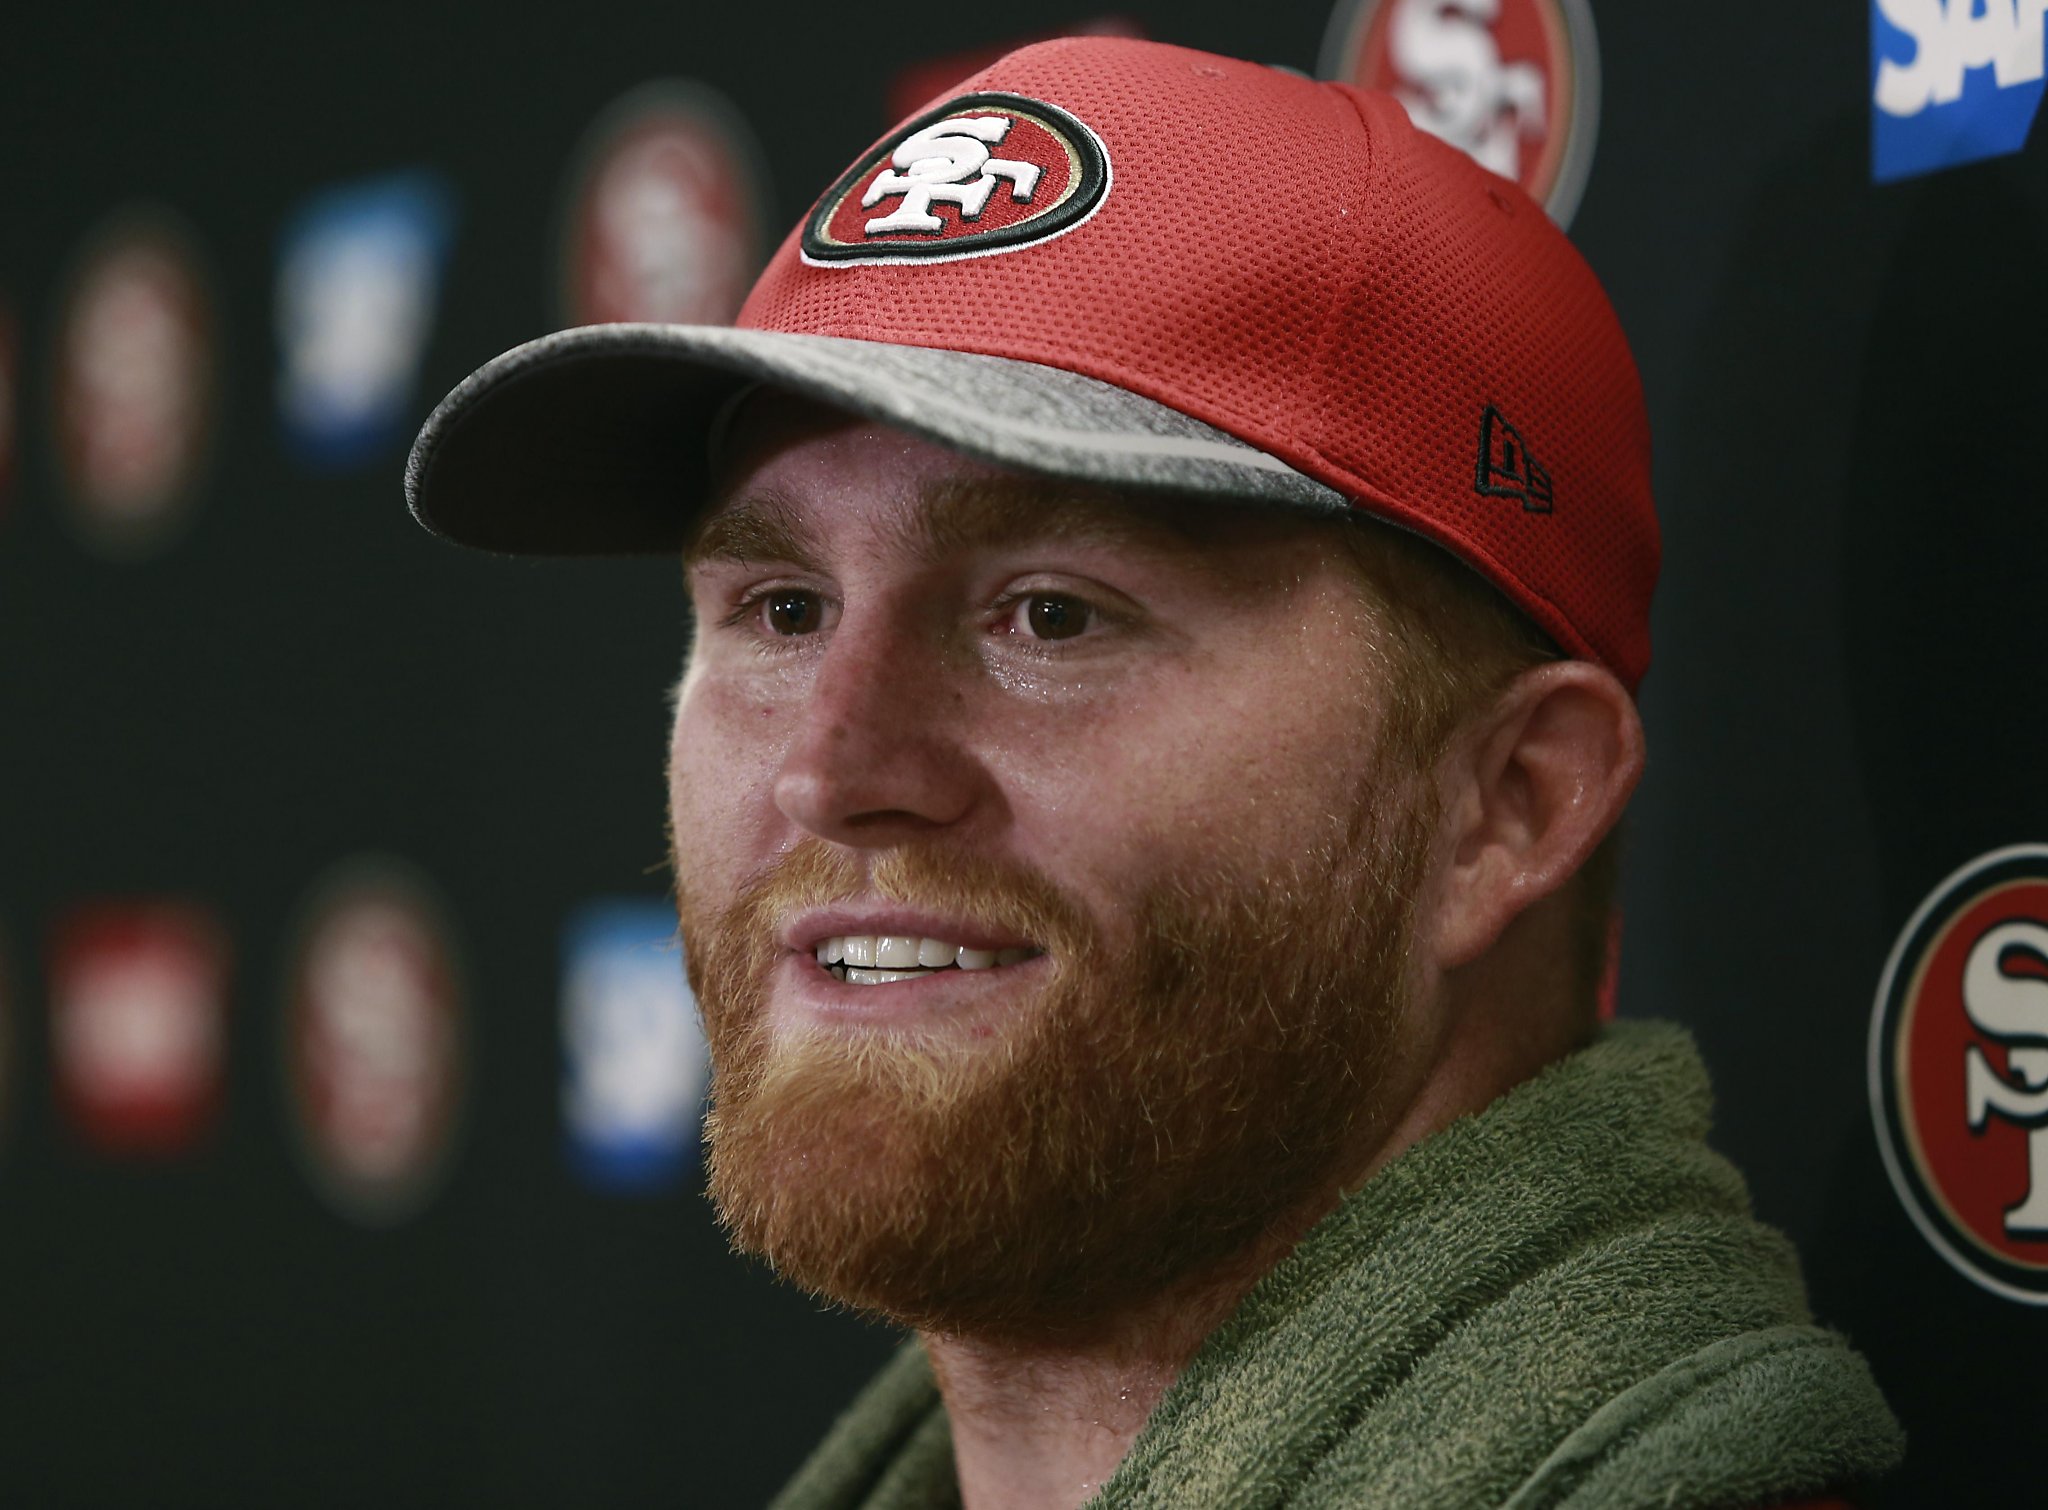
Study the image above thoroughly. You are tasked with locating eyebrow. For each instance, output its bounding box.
[683,485,822,571]
[683,474,1184,572]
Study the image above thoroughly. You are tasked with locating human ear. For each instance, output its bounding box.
[1425,661,1644,970]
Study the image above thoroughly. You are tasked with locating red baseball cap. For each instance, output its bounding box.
[408,36,1658,688]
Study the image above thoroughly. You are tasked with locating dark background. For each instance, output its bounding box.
[4,1,2040,1505]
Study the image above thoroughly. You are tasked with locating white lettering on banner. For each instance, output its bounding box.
[1876,0,2048,117]
[1388,0,1546,182]
[862,116,1042,234]
[1963,919,2048,1235]
[564,951,700,1143]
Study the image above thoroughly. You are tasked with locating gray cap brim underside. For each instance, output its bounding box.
[406,324,1350,554]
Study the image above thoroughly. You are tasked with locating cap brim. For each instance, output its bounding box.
[405,324,1349,554]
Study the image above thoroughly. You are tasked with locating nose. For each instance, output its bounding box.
[772,611,994,847]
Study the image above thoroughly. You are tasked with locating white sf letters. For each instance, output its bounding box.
[862,117,1042,235]
[1387,0,1546,182]
[1963,918,2048,1234]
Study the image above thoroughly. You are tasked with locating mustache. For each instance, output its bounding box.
[679,839,1099,995]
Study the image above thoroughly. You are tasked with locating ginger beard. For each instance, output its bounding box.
[677,783,1433,1340]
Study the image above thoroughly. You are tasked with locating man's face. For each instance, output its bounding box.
[668,394,1444,1337]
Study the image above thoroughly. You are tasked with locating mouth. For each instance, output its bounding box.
[813,934,1043,987]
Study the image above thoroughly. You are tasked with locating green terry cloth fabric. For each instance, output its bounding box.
[770,1020,1905,1510]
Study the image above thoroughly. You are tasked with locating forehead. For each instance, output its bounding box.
[690,388,1335,569]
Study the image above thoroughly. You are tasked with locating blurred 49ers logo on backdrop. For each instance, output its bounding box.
[1872,845,2048,1304]
[559,81,768,328]
[1320,0,1601,227]
[285,859,466,1225]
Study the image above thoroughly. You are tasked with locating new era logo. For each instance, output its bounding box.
[1475,405,1552,513]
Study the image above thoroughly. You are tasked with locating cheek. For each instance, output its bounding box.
[993,645,1382,912]
[667,673,794,876]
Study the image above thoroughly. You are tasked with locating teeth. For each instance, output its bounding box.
[874,935,921,969]
[818,934,1039,979]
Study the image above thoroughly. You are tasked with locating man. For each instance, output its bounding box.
[408,37,1902,1509]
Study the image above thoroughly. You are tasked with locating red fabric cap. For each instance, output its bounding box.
[740,36,1658,689]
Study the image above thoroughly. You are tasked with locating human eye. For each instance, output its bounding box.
[993,590,1102,643]
[723,584,831,640]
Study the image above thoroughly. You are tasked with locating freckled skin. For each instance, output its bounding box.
[667,396,1404,983]
[666,395,1647,1510]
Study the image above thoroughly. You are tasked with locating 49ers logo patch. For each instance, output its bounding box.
[802,93,1110,267]
[1871,844,2048,1304]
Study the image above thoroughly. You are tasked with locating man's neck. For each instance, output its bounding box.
[920,1212,1314,1510]
[918,989,1560,1510]
[920,1329,1181,1510]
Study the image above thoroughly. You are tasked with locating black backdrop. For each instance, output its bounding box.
[5,2,2042,1505]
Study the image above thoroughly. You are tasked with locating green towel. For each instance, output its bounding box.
[771,1021,1904,1509]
